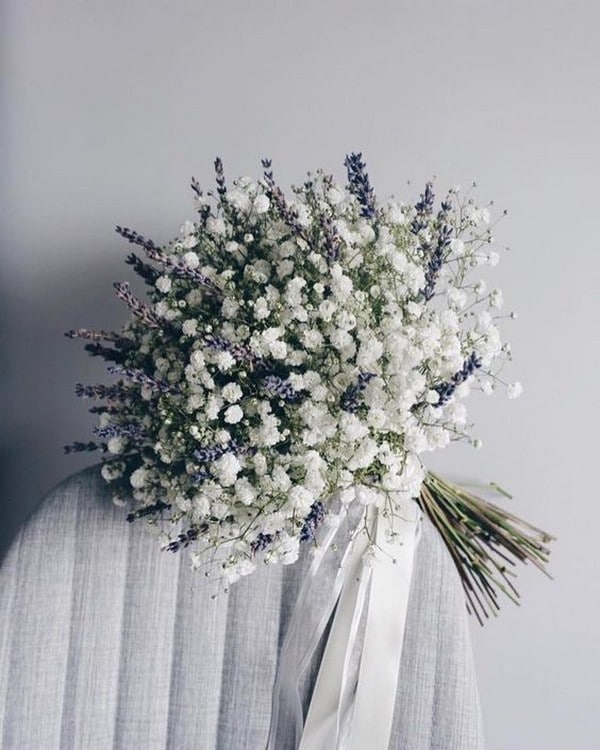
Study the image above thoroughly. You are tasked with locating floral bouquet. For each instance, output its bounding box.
[66,153,552,624]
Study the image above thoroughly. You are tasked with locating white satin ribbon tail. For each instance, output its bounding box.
[285,498,422,750]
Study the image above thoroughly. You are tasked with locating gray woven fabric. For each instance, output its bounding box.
[0,464,484,749]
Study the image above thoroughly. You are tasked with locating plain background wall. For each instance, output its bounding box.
[2,1,598,747]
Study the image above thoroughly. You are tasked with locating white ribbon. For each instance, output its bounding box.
[267,495,422,750]
[267,494,354,749]
[348,502,421,750]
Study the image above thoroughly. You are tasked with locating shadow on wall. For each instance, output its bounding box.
[0,247,140,563]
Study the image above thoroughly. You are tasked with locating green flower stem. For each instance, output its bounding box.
[418,472,555,625]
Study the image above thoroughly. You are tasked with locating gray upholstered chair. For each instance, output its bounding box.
[0,464,484,749]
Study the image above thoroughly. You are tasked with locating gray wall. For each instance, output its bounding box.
[2,1,598,748]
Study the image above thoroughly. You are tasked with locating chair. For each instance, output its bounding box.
[0,463,484,749]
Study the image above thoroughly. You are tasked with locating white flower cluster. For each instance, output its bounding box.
[98,157,519,587]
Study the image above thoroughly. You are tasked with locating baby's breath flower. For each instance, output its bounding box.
[253,194,270,214]
[224,404,244,424]
[507,381,523,399]
[130,467,148,488]
[155,275,172,293]
[222,382,243,403]
[490,289,504,309]
[107,436,125,454]
[182,251,200,269]
[182,319,199,336]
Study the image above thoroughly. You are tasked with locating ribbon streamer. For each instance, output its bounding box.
[267,495,422,750]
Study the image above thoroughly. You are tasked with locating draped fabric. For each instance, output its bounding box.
[0,464,484,749]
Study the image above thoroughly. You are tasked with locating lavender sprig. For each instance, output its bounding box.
[190,176,203,199]
[125,252,161,286]
[126,499,172,523]
[92,423,149,441]
[415,181,435,214]
[191,468,211,485]
[250,532,275,554]
[203,332,266,369]
[190,177,212,223]
[260,158,303,232]
[340,371,376,413]
[165,526,206,552]
[421,223,453,301]
[107,364,177,395]
[214,157,227,197]
[262,374,304,403]
[116,226,220,293]
[193,441,237,464]
[88,405,120,415]
[193,438,251,465]
[299,500,325,542]
[319,213,342,262]
[344,152,376,219]
[65,328,130,346]
[114,225,160,254]
[113,281,164,329]
[160,256,220,292]
[75,382,130,400]
[432,352,482,406]
[83,342,129,365]
[192,439,251,485]
[411,181,435,234]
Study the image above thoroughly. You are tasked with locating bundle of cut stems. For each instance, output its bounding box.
[418,472,555,625]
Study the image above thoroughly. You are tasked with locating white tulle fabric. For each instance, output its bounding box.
[268,496,422,750]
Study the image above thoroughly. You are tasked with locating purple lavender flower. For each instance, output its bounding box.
[300,500,325,542]
[420,223,453,301]
[115,226,220,293]
[415,182,435,214]
[250,532,275,554]
[319,213,342,262]
[107,364,178,395]
[191,440,254,485]
[115,225,160,255]
[432,352,482,406]
[75,382,129,400]
[191,468,211,485]
[113,281,164,329]
[65,328,133,365]
[262,374,304,403]
[65,328,128,345]
[214,157,227,197]
[88,405,120,415]
[340,371,377,413]
[82,343,128,365]
[261,158,303,232]
[344,152,376,219]
[190,176,203,198]
[92,423,148,441]
[125,252,161,286]
[165,526,207,552]
[203,332,266,369]
[190,176,212,223]
[193,443,231,463]
[411,182,435,234]
[193,438,248,465]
